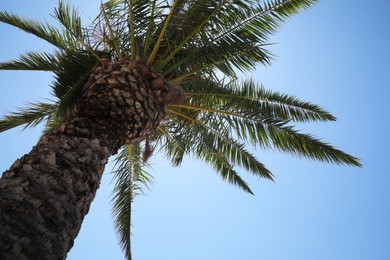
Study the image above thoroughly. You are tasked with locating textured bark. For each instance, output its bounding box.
[0,60,184,259]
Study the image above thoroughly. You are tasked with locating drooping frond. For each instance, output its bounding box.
[160,106,273,193]
[111,144,153,260]
[195,137,256,195]
[0,102,57,133]
[111,146,133,260]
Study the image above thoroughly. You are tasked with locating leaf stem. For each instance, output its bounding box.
[142,0,157,60]
[100,2,123,59]
[128,0,136,60]
[146,0,179,66]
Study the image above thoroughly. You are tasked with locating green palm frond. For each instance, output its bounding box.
[0,0,92,53]
[155,124,186,165]
[183,78,336,123]
[195,139,256,195]
[161,106,273,193]
[0,51,59,71]
[158,0,318,79]
[0,10,70,50]
[262,123,361,166]
[158,118,257,194]
[53,1,83,41]
[111,144,153,260]
[0,102,57,133]
[53,1,103,61]
[169,79,360,167]
[95,0,318,79]
[99,2,123,58]
[154,0,229,69]
[42,111,64,134]
[52,51,103,116]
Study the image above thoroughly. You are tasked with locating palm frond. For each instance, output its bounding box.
[127,0,136,59]
[221,112,360,166]
[90,0,319,78]
[163,76,360,180]
[161,0,317,78]
[42,112,64,134]
[182,78,336,123]
[196,138,255,195]
[155,0,229,70]
[155,124,187,167]
[0,10,70,50]
[99,0,162,59]
[0,102,57,133]
[51,51,102,115]
[52,1,83,46]
[53,1,102,61]
[165,107,274,193]
[111,144,153,260]
[0,51,59,71]
[264,123,362,166]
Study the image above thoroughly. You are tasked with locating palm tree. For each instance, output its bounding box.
[0,0,361,259]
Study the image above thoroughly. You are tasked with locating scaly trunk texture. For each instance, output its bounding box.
[0,60,184,259]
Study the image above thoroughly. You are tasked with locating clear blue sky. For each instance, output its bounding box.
[1,1,389,259]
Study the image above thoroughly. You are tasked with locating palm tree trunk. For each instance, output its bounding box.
[0,60,184,259]
[0,122,112,259]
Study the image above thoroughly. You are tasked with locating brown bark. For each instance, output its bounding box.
[0,60,184,259]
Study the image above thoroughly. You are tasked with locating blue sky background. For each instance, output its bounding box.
[0,1,389,259]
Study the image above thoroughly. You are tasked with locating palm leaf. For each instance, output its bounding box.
[165,107,274,192]
[157,0,318,78]
[165,77,360,172]
[0,102,57,133]
[0,10,71,50]
[182,78,336,123]
[51,51,102,115]
[111,144,153,260]
[264,123,362,166]
[53,1,102,61]
[0,51,59,71]
[53,1,83,40]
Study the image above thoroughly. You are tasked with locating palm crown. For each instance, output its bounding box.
[0,0,361,258]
